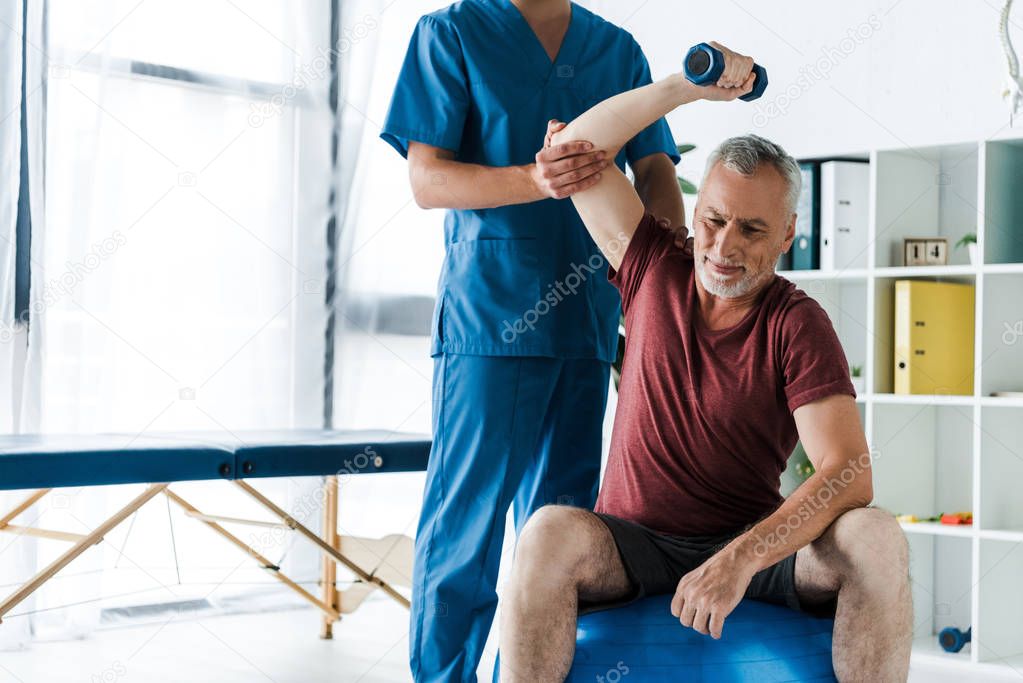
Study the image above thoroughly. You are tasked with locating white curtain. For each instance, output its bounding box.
[0,3,23,433]
[2,0,342,649]
[330,3,442,546]
[0,0,46,652]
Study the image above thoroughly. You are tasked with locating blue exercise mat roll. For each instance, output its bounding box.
[567,596,835,682]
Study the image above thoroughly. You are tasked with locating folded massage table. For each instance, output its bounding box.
[0,429,431,638]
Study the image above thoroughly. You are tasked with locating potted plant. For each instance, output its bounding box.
[850,364,865,394]
[675,143,698,196]
[955,233,978,265]
[792,442,815,481]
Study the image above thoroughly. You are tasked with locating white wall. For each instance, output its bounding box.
[583,0,1022,194]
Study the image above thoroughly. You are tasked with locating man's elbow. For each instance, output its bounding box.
[844,473,874,509]
[854,478,874,508]
[817,460,873,509]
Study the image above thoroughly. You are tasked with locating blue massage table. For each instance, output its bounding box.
[0,429,431,637]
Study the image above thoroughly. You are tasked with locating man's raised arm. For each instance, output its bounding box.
[547,46,757,269]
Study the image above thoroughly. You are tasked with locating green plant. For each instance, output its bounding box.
[675,143,698,195]
[850,365,863,378]
[955,233,977,250]
[791,441,815,481]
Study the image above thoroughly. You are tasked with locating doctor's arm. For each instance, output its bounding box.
[631,152,685,231]
[407,139,607,210]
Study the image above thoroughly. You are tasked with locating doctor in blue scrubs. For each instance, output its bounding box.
[381,1,684,680]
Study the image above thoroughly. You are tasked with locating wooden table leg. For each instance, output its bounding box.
[0,484,166,623]
[320,475,339,639]
[233,480,409,608]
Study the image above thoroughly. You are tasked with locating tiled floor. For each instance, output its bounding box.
[0,595,1016,683]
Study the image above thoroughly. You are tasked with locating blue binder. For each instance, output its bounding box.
[792,161,820,270]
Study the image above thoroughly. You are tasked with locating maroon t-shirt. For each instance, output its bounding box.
[595,214,855,537]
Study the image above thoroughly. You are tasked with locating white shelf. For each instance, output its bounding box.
[899,521,974,538]
[982,262,1023,275]
[781,263,1023,278]
[980,396,1023,408]
[978,528,1023,543]
[784,136,1023,674]
[910,634,972,668]
[873,264,978,278]
[869,393,974,406]
[776,268,869,280]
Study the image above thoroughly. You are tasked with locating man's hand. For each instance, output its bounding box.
[688,41,757,102]
[670,546,756,639]
[531,120,608,199]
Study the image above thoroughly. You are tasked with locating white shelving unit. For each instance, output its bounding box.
[779,137,1023,675]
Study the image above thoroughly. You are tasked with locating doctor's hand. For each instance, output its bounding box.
[670,545,757,639]
[655,216,693,255]
[531,119,608,199]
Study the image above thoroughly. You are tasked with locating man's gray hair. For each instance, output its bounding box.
[703,134,802,214]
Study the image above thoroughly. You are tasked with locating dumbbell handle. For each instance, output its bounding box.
[684,42,768,102]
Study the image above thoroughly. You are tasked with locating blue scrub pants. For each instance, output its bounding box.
[409,353,610,683]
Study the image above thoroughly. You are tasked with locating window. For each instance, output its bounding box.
[43,0,331,433]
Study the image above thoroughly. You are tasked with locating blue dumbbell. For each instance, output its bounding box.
[684,42,768,101]
[938,626,971,653]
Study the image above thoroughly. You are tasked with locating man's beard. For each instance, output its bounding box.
[694,255,769,298]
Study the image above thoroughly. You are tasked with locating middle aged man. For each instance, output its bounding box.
[498,44,912,682]
[379,0,684,680]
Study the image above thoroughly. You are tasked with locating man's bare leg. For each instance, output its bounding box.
[499,505,633,682]
[794,507,913,682]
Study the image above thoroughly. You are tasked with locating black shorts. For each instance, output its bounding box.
[582,512,837,618]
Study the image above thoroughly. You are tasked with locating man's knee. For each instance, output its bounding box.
[826,507,909,584]
[514,505,602,585]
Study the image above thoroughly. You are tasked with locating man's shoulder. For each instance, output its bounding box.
[633,215,695,268]
[768,278,833,332]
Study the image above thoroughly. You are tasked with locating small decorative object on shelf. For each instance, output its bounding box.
[940,511,973,525]
[895,513,941,523]
[894,512,973,525]
[903,237,948,266]
[849,364,864,393]
[955,232,978,265]
[938,626,972,653]
[991,390,1023,398]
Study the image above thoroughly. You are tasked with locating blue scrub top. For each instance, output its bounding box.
[381,0,679,363]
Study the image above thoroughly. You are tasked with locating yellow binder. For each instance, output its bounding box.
[894,280,975,395]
